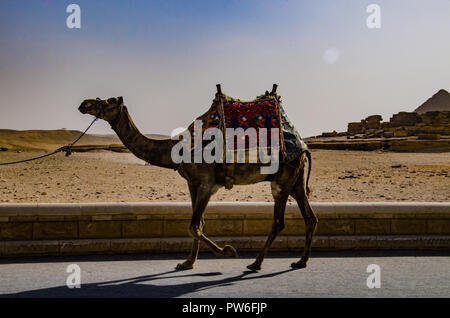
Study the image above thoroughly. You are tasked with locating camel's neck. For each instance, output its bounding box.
[109,107,178,170]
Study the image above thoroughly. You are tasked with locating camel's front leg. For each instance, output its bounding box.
[189,185,238,257]
[175,183,237,271]
[176,183,201,270]
[175,217,203,270]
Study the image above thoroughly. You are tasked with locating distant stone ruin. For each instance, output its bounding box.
[347,111,450,139]
[344,89,450,140]
[347,115,383,137]
[311,90,450,151]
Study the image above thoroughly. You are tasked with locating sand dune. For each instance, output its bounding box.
[0,129,169,151]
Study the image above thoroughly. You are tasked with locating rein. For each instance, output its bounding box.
[0,116,99,166]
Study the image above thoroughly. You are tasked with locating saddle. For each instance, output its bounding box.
[184,84,308,189]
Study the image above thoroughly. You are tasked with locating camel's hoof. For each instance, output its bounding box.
[222,245,238,258]
[176,261,194,271]
[246,262,261,272]
[290,261,307,269]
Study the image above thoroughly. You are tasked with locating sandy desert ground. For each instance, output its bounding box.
[0,149,448,203]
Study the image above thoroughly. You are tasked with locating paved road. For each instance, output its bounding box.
[0,251,449,298]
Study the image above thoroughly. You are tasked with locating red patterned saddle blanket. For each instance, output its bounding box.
[187,88,287,160]
[180,84,307,189]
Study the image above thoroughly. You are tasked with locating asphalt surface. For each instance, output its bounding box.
[0,251,449,298]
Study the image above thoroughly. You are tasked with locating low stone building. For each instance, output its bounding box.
[347,121,365,135]
[346,111,450,139]
[365,115,383,129]
[347,115,383,136]
[388,112,422,127]
[327,89,450,139]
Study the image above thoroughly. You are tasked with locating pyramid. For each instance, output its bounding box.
[414,89,450,114]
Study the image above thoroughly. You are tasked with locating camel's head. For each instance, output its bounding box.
[78,96,124,122]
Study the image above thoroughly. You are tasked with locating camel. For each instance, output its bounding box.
[78,87,318,271]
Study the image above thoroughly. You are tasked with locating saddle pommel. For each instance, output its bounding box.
[271,84,278,95]
[216,84,223,95]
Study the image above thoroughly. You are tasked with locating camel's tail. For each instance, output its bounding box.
[304,149,312,198]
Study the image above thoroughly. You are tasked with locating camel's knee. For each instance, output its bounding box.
[309,211,318,225]
[272,220,285,234]
[305,212,318,232]
[189,226,202,240]
[311,208,318,225]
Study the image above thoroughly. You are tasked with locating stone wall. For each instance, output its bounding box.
[0,202,449,257]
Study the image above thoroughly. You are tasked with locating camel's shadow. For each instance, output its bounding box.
[1,267,295,298]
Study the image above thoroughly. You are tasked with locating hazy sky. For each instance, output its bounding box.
[1,0,449,137]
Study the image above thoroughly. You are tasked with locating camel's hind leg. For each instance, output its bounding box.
[290,177,318,269]
[247,182,289,271]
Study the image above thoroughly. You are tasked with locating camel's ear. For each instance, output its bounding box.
[117,96,124,105]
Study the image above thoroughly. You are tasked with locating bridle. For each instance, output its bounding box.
[96,98,124,128]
